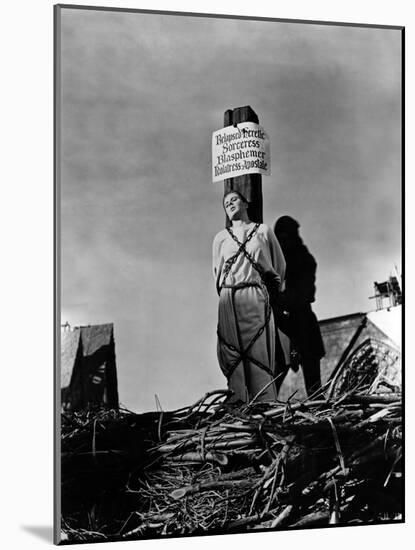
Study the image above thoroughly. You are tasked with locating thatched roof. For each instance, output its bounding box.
[80,323,114,357]
[60,323,115,389]
[319,309,401,385]
[61,328,81,388]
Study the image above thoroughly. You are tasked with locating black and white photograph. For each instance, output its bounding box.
[54,3,403,546]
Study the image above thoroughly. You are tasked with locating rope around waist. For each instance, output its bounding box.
[220,282,264,291]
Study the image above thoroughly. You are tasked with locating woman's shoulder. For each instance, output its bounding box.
[213,229,228,245]
[256,223,273,237]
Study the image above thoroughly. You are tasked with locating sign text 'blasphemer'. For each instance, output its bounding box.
[212,122,271,183]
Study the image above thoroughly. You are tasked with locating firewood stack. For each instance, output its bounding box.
[61,389,402,543]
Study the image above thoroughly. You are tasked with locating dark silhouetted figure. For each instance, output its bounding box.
[273,216,325,397]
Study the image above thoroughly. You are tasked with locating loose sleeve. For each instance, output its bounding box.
[212,232,225,295]
[266,226,286,289]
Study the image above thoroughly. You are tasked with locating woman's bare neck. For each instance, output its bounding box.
[231,217,252,228]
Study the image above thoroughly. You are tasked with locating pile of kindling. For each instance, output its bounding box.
[61,389,402,543]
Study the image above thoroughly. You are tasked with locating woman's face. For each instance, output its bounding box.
[223,193,247,220]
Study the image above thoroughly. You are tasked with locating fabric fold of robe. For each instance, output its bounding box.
[212,223,286,402]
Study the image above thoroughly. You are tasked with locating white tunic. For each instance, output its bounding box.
[212,223,286,402]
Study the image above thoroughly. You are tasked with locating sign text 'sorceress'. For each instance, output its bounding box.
[212,123,270,182]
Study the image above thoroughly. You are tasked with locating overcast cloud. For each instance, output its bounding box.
[59,9,401,411]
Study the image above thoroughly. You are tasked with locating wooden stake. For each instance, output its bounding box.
[223,106,263,226]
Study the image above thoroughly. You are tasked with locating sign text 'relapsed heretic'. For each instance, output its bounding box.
[212,122,271,183]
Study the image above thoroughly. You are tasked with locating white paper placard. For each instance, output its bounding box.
[212,122,271,182]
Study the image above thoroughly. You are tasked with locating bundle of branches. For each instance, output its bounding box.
[61,390,402,543]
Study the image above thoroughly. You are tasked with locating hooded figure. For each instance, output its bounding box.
[273,216,325,396]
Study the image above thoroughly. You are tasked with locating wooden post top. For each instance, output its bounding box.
[223,105,263,225]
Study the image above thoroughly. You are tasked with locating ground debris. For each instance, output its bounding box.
[61,389,402,543]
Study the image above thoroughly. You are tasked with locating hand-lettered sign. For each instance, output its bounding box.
[212,122,270,182]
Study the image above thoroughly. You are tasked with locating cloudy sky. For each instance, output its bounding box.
[58,7,401,412]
